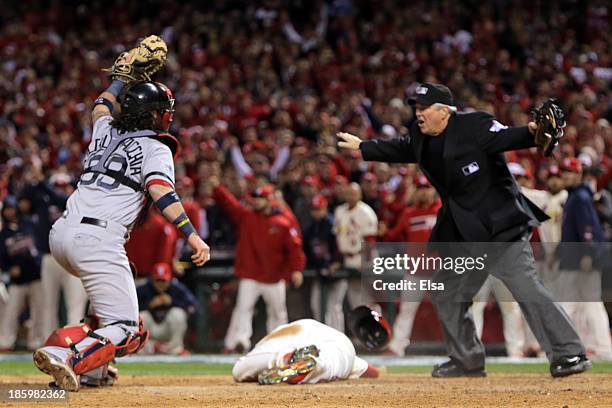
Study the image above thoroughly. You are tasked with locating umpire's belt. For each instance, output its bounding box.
[80,217,107,229]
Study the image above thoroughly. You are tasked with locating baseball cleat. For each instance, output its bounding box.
[259,345,319,385]
[80,364,119,387]
[258,355,318,385]
[33,349,80,392]
[287,345,320,363]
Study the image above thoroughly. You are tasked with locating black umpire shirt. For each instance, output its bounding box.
[360,111,549,242]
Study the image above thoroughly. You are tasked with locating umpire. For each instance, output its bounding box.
[337,83,590,378]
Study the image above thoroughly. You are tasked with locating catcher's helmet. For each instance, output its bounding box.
[118,81,175,131]
[117,81,180,157]
[347,306,391,351]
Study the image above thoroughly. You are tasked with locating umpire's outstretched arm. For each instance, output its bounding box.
[474,112,539,154]
[337,132,416,163]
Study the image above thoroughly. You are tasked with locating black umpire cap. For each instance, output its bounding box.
[407,83,455,107]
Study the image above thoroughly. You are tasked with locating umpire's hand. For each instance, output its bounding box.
[337,132,362,150]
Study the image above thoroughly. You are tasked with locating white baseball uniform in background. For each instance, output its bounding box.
[318,201,377,332]
[40,115,175,363]
[232,319,369,384]
[334,201,378,271]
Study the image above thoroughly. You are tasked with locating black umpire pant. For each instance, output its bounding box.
[430,235,585,370]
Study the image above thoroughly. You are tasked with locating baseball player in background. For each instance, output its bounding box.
[32,37,210,391]
[378,175,441,356]
[232,306,389,384]
[330,182,378,332]
[211,179,305,352]
[125,206,178,277]
[557,158,612,361]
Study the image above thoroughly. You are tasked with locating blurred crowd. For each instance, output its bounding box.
[0,0,611,355]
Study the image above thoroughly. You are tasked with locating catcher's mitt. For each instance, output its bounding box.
[532,98,566,157]
[104,35,168,82]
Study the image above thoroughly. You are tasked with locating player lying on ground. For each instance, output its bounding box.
[232,306,390,384]
[32,36,210,391]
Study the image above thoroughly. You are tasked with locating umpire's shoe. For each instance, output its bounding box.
[431,360,486,378]
[550,355,592,378]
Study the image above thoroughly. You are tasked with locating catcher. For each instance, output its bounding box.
[232,307,389,385]
[33,35,211,391]
[337,83,590,378]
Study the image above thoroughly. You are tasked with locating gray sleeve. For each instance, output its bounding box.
[142,143,175,189]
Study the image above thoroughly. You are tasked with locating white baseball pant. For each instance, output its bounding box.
[310,279,348,332]
[224,278,288,351]
[471,276,525,357]
[0,280,45,350]
[558,269,612,361]
[141,307,188,354]
[387,274,426,357]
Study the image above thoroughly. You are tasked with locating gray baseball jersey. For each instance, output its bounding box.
[66,115,175,227]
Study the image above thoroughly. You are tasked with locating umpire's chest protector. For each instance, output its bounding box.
[411,113,540,242]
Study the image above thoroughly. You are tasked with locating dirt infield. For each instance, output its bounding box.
[2,373,612,407]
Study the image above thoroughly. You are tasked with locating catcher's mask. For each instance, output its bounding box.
[118,81,180,158]
[347,306,392,351]
[118,81,175,131]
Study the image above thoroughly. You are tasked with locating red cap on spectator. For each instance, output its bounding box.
[251,185,274,198]
[302,175,319,187]
[362,172,376,182]
[560,157,582,173]
[152,263,172,282]
[414,175,431,187]
[311,194,328,209]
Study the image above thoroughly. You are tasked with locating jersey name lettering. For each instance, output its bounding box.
[122,138,144,176]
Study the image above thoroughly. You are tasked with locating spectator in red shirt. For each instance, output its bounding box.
[379,175,441,356]
[125,208,178,278]
[381,176,441,243]
[211,178,305,352]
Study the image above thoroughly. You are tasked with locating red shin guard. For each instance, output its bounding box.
[69,339,116,375]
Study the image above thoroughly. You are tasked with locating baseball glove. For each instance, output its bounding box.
[104,35,168,82]
[532,98,566,157]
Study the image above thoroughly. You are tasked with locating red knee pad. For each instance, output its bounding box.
[115,318,150,357]
[44,324,92,348]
